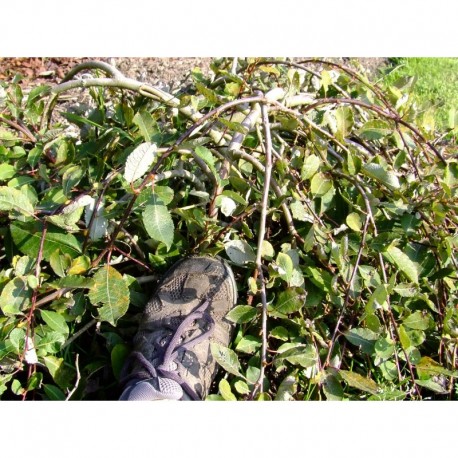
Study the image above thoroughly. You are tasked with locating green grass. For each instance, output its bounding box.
[381,57,458,128]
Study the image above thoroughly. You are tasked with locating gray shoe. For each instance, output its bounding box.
[119,256,237,400]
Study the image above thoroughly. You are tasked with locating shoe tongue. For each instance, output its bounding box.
[121,377,183,401]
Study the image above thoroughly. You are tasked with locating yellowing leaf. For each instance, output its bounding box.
[88,266,130,326]
[339,370,380,395]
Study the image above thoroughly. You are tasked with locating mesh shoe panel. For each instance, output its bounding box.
[120,256,237,401]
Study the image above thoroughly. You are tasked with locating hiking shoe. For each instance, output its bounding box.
[119,255,237,400]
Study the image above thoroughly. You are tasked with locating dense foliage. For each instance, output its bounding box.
[0,58,457,400]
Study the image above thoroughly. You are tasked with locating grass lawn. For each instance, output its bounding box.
[380,57,458,129]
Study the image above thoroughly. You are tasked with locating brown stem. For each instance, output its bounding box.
[0,115,37,142]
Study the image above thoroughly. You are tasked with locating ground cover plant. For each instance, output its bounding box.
[0,58,457,400]
[382,58,458,131]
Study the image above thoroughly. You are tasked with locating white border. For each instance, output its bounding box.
[2,0,456,56]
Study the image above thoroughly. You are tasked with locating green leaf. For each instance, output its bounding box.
[416,356,458,378]
[210,342,243,378]
[365,284,388,313]
[344,328,378,354]
[10,221,82,261]
[339,370,380,395]
[218,196,236,217]
[276,344,317,368]
[393,283,419,297]
[275,373,298,401]
[0,128,21,142]
[234,380,250,395]
[414,378,448,394]
[335,106,354,140]
[49,250,71,278]
[310,172,333,196]
[345,149,361,175]
[235,335,262,354]
[398,324,411,350]
[305,266,333,292]
[290,200,313,222]
[124,142,157,183]
[133,110,155,142]
[402,310,432,331]
[226,305,257,324]
[143,196,174,251]
[274,288,305,314]
[111,343,130,381]
[194,146,220,185]
[11,379,24,396]
[346,212,362,232]
[50,275,95,289]
[40,310,69,336]
[67,255,91,276]
[88,266,130,326]
[374,337,395,359]
[362,163,400,190]
[9,327,26,352]
[62,165,84,196]
[322,372,344,400]
[84,200,108,241]
[0,164,16,181]
[43,384,66,400]
[37,331,66,354]
[384,245,419,284]
[219,378,236,401]
[301,154,321,180]
[276,252,294,284]
[270,326,289,341]
[26,372,43,391]
[224,239,256,265]
[358,120,392,140]
[0,186,34,216]
[153,186,174,206]
[205,394,224,401]
[218,118,248,134]
[368,389,406,401]
[0,276,32,315]
[261,240,275,260]
[195,82,219,104]
[379,360,399,381]
[42,355,63,379]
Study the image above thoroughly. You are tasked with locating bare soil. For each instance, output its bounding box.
[0,57,388,90]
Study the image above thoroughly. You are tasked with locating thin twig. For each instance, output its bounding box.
[325,212,371,366]
[0,115,37,142]
[92,95,266,268]
[34,288,73,308]
[112,246,153,272]
[251,101,273,399]
[66,354,81,401]
[62,319,97,350]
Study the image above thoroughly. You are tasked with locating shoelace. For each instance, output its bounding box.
[120,299,215,400]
